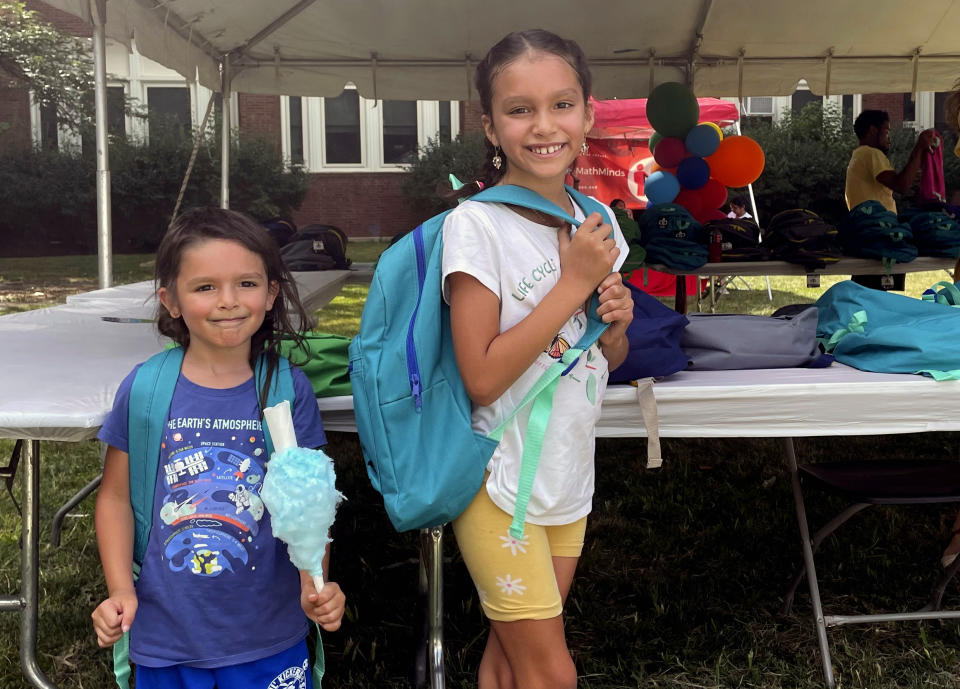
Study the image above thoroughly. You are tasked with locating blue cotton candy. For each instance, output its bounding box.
[261,446,344,578]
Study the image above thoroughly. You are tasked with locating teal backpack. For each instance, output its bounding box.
[901,209,960,258]
[839,200,918,267]
[349,184,610,539]
[112,347,326,688]
[638,203,708,270]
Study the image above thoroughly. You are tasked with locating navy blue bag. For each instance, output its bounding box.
[609,281,689,383]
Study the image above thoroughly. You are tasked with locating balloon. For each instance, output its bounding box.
[649,131,663,153]
[653,137,686,168]
[644,170,680,205]
[702,121,724,141]
[694,208,728,224]
[707,135,765,187]
[676,156,711,190]
[685,123,721,157]
[646,82,700,137]
[698,178,728,209]
[673,188,703,218]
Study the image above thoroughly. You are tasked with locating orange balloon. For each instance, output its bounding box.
[706,135,765,187]
[650,162,662,173]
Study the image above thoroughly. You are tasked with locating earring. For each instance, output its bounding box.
[580,140,589,154]
[492,146,503,170]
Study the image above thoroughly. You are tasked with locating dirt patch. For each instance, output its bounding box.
[0,277,96,313]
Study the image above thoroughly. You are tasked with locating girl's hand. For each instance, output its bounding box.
[557,212,620,297]
[596,272,633,340]
[91,589,138,648]
[301,579,346,632]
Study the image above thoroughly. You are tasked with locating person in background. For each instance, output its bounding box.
[844,109,937,291]
[726,195,752,220]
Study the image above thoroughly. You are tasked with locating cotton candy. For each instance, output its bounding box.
[261,401,344,587]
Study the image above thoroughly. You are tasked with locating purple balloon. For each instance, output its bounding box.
[676,156,711,190]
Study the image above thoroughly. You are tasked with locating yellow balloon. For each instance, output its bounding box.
[703,121,724,141]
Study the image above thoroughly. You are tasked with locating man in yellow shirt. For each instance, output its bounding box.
[844,109,936,289]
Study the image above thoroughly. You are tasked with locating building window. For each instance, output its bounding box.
[324,89,362,164]
[39,102,58,150]
[107,86,126,136]
[902,93,917,122]
[791,89,820,113]
[439,101,452,142]
[289,96,304,165]
[147,86,191,136]
[744,96,774,116]
[382,100,419,164]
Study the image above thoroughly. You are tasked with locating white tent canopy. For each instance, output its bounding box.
[44,0,960,100]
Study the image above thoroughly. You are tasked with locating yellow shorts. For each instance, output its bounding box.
[452,482,587,622]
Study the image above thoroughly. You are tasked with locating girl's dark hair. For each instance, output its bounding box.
[447,29,592,202]
[154,207,308,408]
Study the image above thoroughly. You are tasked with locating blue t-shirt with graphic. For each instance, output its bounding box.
[98,363,327,668]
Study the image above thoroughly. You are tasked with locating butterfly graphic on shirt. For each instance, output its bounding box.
[546,335,570,360]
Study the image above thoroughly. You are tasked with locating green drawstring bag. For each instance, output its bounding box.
[279,333,352,397]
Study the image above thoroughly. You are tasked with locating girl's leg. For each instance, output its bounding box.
[489,614,577,689]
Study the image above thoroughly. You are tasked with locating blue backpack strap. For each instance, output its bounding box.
[128,347,184,566]
[255,354,296,457]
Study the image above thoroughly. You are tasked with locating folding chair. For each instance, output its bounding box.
[782,438,960,688]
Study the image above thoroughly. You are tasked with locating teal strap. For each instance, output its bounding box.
[509,374,561,539]
[821,310,867,352]
[312,622,325,687]
[112,632,131,688]
[922,280,960,307]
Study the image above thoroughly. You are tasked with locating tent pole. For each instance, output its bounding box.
[735,118,772,300]
[220,57,232,209]
[91,0,112,288]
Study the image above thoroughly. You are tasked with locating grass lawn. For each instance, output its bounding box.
[1,253,960,688]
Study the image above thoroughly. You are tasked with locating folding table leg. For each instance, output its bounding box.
[50,473,101,547]
[784,437,836,689]
[417,526,445,689]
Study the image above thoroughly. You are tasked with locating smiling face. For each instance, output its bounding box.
[158,238,278,359]
[481,51,593,205]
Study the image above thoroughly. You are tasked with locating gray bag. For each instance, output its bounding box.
[680,307,823,370]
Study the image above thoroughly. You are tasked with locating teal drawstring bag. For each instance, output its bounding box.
[815,279,960,380]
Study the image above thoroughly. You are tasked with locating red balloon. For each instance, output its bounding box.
[706,135,765,187]
[698,179,728,209]
[695,208,728,224]
[653,137,687,168]
[673,188,703,217]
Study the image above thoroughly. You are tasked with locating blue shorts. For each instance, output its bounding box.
[135,639,311,689]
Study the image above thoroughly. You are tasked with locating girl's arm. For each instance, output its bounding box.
[91,445,138,647]
[299,542,346,631]
[450,213,619,406]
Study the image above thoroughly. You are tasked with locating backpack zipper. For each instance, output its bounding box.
[407,225,426,411]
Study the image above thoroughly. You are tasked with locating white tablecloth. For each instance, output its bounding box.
[317,363,960,438]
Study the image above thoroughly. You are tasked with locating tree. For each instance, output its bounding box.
[0,1,95,132]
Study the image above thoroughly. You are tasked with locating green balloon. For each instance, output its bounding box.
[647,82,700,138]
[649,131,663,152]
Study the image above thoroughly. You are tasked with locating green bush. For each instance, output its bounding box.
[402,133,487,216]
[0,125,308,256]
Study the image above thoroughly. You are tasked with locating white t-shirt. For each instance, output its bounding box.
[441,195,628,525]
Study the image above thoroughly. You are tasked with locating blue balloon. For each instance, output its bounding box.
[676,156,711,190]
[644,170,680,204]
[684,124,721,157]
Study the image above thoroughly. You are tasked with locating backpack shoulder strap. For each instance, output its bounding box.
[128,347,183,566]
[115,347,184,688]
[255,354,296,457]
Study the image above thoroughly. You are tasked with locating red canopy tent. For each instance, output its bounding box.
[573,97,740,297]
